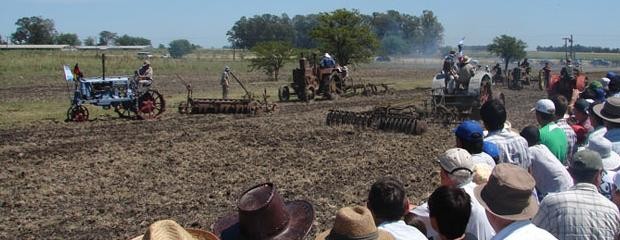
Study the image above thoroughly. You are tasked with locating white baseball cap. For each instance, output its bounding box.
[437,148,474,174]
[531,99,555,114]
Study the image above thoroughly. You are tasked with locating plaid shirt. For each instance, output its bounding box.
[556,118,577,162]
[532,183,620,240]
[484,128,531,169]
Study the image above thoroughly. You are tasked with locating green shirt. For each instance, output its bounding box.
[539,122,568,164]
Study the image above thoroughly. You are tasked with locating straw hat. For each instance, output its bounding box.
[131,220,219,240]
[315,206,394,240]
[593,97,620,123]
[211,183,315,240]
[462,56,471,64]
[143,60,150,65]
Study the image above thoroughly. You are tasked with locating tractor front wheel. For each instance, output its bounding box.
[67,105,89,122]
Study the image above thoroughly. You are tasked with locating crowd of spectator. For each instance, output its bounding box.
[131,73,620,240]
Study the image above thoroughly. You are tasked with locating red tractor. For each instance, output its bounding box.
[279,54,349,101]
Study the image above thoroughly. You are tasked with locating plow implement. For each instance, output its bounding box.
[178,98,259,114]
[341,83,393,97]
[176,73,276,115]
[326,105,428,135]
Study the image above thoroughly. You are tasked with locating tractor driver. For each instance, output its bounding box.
[443,50,459,93]
[457,56,475,91]
[136,60,154,87]
[320,53,336,68]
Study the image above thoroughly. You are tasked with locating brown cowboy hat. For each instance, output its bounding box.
[593,97,620,124]
[131,219,219,240]
[474,163,538,221]
[211,183,315,240]
[315,206,394,240]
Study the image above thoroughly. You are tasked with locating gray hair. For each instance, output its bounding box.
[449,170,473,187]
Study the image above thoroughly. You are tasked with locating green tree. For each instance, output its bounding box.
[227,14,294,49]
[54,33,81,45]
[248,41,295,81]
[168,39,196,58]
[158,44,166,49]
[11,16,57,44]
[98,31,117,46]
[487,35,527,71]
[114,34,151,46]
[292,14,319,49]
[311,9,379,66]
[83,37,96,46]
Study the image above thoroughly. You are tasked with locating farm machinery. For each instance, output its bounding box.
[177,71,276,115]
[278,55,391,102]
[326,104,428,135]
[325,68,499,135]
[64,55,165,122]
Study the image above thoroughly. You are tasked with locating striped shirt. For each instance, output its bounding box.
[556,118,577,162]
[532,183,620,240]
[484,128,531,169]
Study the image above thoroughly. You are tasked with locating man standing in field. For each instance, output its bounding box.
[221,66,230,99]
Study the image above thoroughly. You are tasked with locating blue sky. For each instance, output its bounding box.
[2,0,619,50]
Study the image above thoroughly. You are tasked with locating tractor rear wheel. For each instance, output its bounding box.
[137,90,165,120]
[67,105,89,122]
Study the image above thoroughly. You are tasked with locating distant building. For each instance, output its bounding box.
[0,44,149,51]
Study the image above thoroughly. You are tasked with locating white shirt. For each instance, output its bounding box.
[411,182,496,240]
[472,152,496,168]
[378,220,427,240]
[485,129,531,169]
[492,220,557,240]
[528,144,573,199]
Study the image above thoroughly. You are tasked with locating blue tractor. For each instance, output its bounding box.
[64,56,165,122]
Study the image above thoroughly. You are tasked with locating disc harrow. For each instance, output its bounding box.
[176,72,277,115]
[326,105,428,135]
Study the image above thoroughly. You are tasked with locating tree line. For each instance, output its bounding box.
[227,9,444,56]
[537,44,620,54]
[5,16,151,46]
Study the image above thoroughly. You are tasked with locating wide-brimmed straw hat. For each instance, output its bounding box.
[474,163,538,221]
[462,56,471,64]
[131,219,219,240]
[211,183,315,240]
[594,97,620,124]
[315,206,394,240]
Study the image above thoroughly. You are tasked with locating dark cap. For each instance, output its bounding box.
[570,150,604,172]
[574,99,590,114]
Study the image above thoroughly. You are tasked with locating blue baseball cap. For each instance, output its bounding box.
[607,71,617,79]
[454,120,484,142]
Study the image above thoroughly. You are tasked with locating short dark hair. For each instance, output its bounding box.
[569,168,600,184]
[458,134,484,154]
[520,125,540,146]
[368,177,407,222]
[480,99,506,131]
[428,186,471,239]
[551,94,569,117]
[536,111,556,123]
